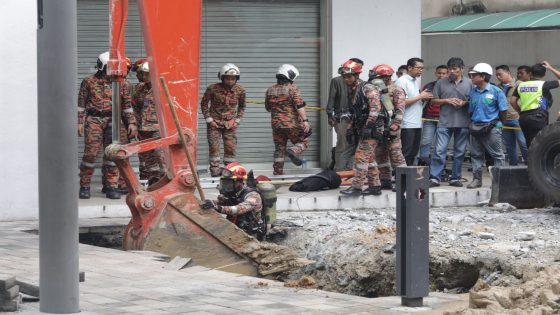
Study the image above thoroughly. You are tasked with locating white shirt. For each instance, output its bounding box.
[395,74,422,129]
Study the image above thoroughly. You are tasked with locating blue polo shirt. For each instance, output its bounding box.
[468,83,508,123]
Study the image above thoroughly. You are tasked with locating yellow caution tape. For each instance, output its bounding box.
[421,118,522,131]
[245,99,324,111]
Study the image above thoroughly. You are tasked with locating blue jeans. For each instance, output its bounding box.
[418,120,437,164]
[471,128,505,173]
[430,127,469,181]
[502,120,527,165]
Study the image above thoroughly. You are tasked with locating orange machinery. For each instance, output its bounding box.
[103,0,308,276]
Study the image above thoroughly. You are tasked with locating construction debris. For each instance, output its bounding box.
[0,275,21,312]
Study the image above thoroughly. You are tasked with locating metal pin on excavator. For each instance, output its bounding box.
[104,0,311,276]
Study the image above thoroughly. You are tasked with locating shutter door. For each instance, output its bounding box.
[77,0,144,176]
[77,0,320,175]
[198,0,321,172]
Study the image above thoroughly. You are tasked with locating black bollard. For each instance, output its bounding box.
[396,166,429,307]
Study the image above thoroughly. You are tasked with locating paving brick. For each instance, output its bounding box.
[0,275,16,291]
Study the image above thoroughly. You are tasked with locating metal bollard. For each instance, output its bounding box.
[396,166,429,307]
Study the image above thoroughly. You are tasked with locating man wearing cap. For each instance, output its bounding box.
[466,63,508,188]
[327,58,364,171]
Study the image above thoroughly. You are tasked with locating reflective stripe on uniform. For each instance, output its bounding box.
[356,163,368,170]
[274,158,284,162]
[103,161,116,167]
[80,161,96,168]
[230,206,238,215]
[209,156,221,162]
[123,108,134,113]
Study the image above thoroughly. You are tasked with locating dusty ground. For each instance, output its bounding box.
[268,204,560,300]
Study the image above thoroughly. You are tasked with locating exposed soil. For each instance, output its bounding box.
[269,205,560,300]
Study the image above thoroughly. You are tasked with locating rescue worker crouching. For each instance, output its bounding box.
[202,163,267,241]
[265,64,311,175]
[201,63,246,177]
[340,66,386,196]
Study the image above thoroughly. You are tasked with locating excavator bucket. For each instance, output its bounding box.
[106,0,311,276]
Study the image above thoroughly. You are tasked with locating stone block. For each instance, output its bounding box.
[0,275,16,291]
[0,294,21,312]
[490,166,549,209]
[0,285,19,300]
[164,256,192,271]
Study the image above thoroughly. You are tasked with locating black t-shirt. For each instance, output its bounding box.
[512,80,560,108]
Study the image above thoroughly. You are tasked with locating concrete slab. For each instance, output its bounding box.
[78,172,493,219]
[0,219,468,314]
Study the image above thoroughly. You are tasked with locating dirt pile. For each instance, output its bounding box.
[448,266,560,314]
[284,275,317,289]
[241,241,314,276]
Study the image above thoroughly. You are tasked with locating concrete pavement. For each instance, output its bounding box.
[0,219,468,314]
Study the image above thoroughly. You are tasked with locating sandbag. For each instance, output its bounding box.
[289,170,341,192]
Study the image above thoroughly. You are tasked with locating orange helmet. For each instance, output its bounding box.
[369,64,394,78]
[338,59,362,75]
[225,162,247,179]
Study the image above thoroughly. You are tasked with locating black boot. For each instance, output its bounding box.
[467,171,483,189]
[117,187,129,195]
[380,179,392,190]
[105,187,121,199]
[340,186,362,196]
[101,185,109,194]
[362,186,382,196]
[79,187,90,199]
[286,149,303,166]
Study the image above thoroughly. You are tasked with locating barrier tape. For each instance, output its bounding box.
[422,118,522,131]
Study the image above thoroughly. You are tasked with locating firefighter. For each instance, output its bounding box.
[200,63,246,177]
[202,163,266,240]
[327,58,364,171]
[265,64,311,175]
[132,62,165,184]
[340,67,385,196]
[78,52,137,199]
[371,64,407,191]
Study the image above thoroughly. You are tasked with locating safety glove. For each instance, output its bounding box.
[201,200,222,213]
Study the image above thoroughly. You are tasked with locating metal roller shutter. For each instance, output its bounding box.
[77,0,320,174]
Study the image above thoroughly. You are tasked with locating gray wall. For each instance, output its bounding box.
[422,30,560,122]
[422,0,560,19]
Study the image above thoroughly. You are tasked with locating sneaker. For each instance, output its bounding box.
[79,187,90,199]
[449,179,463,187]
[105,187,121,200]
[429,178,440,187]
[340,186,362,196]
[362,186,382,196]
[286,149,303,166]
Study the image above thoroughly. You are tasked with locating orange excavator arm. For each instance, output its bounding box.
[105,0,311,276]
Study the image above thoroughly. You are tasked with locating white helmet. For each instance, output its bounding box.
[276,64,299,81]
[96,51,110,70]
[140,61,149,73]
[469,63,493,76]
[218,63,240,80]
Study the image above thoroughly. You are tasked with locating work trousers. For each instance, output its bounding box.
[80,116,118,188]
[333,118,356,171]
[138,130,165,183]
[520,108,548,148]
[272,127,308,175]
[207,125,237,176]
[470,128,505,174]
[374,135,406,181]
[352,138,381,189]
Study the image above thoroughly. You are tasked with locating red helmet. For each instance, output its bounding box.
[132,58,147,72]
[338,60,362,75]
[369,64,394,78]
[225,162,247,179]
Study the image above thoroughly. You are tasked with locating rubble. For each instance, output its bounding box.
[272,206,560,298]
[0,275,21,312]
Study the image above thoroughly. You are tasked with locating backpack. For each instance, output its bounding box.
[351,81,392,133]
[289,170,342,192]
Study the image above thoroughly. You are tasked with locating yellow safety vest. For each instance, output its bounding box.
[517,81,545,112]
